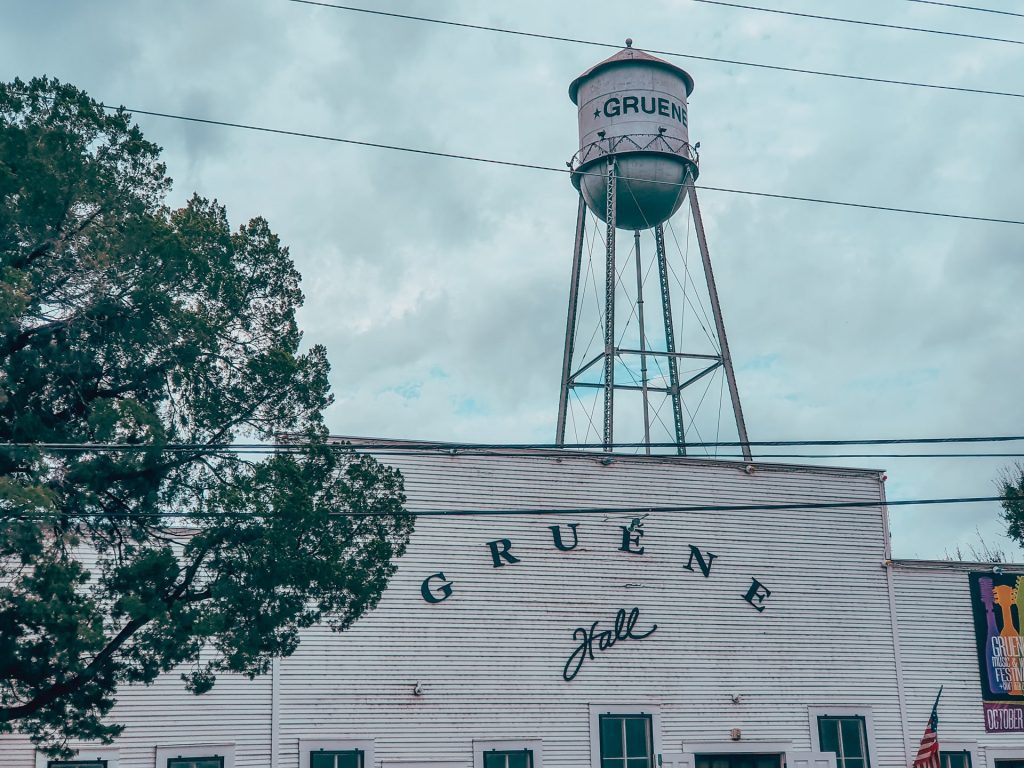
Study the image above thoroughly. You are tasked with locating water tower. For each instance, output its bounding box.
[555,41,751,459]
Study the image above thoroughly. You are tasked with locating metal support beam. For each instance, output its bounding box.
[556,195,587,445]
[574,382,673,394]
[569,352,605,384]
[687,182,752,461]
[634,230,651,454]
[602,159,617,451]
[616,349,721,361]
[654,224,686,455]
[678,361,722,391]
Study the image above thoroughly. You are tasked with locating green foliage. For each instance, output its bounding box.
[1000,463,1024,545]
[0,77,413,754]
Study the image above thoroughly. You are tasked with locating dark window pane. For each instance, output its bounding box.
[484,754,506,768]
[843,759,865,768]
[507,752,531,768]
[602,717,625,759]
[818,719,840,754]
[311,754,335,768]
[339,753,362,768]
[625,718,650,759]
[942,754,971,768]
[49,763,106,768]
[628,758,651,768]
[603,758,627,768]
[841,720,865,759]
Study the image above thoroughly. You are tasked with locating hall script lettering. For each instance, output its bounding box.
[562,607,657,681]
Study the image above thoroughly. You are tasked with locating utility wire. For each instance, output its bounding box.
[0,495,1008,520]
[5,446,1024,460]
[87,102,1024,226]
[284,0,1024,100]
[690,0,1024,46]
[905,0,1024,19]
[4,435,1024,452]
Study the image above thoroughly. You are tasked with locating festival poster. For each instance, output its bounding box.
[970,572,1024,706]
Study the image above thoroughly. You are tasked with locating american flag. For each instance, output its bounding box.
[913,687,943,768]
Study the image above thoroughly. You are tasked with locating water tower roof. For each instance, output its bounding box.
[569,45,695,104]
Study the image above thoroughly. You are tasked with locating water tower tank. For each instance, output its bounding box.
[569,41,698,231]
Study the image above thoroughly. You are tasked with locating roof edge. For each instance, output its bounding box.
[315,434,886,479]
[892,558,1024,572]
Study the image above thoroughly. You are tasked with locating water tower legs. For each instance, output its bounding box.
[654,223,687,455]
[687,183,752,462]
[554,172,751,460]
[602,158,617,451]
[633,229,652,455]
[555,196,586,447]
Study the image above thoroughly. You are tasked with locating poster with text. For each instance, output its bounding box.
[971,571,1024,702]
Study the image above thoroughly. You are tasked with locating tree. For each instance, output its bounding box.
[0,77,413,755]
[1000,462,1024,547]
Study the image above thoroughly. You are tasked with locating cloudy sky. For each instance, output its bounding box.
[3,0,1023,559]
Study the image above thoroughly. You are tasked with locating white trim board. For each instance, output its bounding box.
[681,741,793,755]
[588,703,664,768]
[807,706,880,767]
[35,747,120,768]
[155,743,236,768]
[299,740,376,768]
[473,739,544,768]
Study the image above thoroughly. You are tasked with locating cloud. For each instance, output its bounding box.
[3,0,1022,558]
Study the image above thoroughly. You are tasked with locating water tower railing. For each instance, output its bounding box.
[569,133,699,174]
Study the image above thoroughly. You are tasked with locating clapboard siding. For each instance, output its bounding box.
[3,447,912,768]
[274,449,901,768]
[893,562,1024,767]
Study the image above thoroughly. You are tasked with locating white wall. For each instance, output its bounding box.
[893,561,1024,768]
[3,449,901,768]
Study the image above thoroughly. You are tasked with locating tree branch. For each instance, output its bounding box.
[0,539,216,722]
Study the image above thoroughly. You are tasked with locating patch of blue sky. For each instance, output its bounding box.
[386,381,422,401]
[452,396,487,416]
[739,354,779,372]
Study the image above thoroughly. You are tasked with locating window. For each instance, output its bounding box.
[48,763,107,768]
[941,753,972,768]
[484,750,534,768]
[167,759,223,768]
[310,751,364,768]
[817,716,870,768]
[600,714,654,768]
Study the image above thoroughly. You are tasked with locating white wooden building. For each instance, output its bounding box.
[3,443,1022,768]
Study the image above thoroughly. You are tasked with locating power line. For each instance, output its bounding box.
[905,0,1024,19]
[4,434,1024,452]
[690,0,1024,46]
[0,495,1008,520]
[284,0,1024,100]
[87,102,1024,226]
